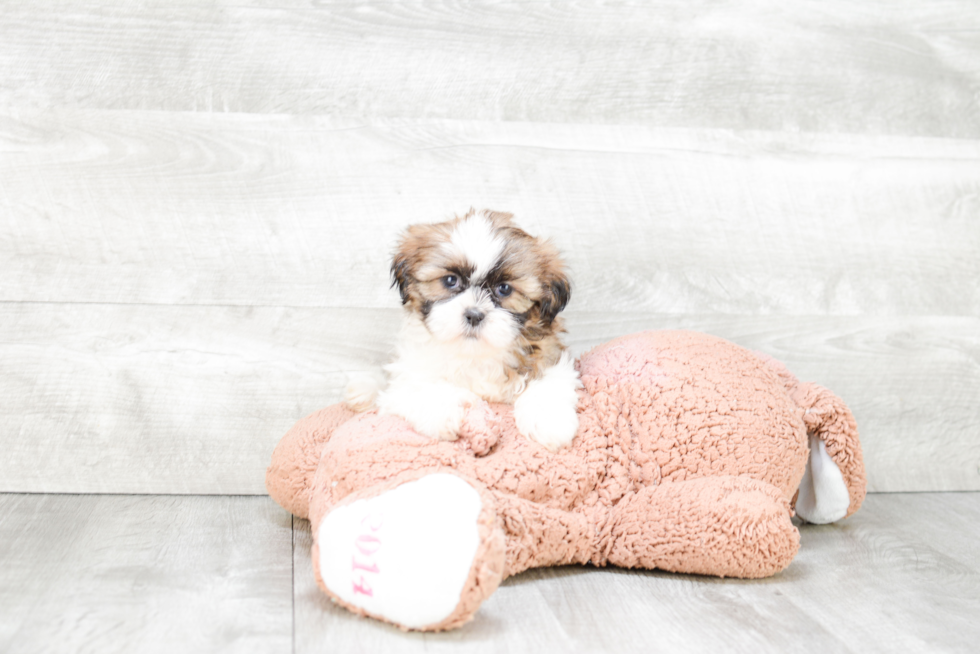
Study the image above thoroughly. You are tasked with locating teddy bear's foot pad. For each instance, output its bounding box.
[795,434,850,524]
[317,473,483,629]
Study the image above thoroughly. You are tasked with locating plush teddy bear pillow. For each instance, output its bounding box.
[267,330,866,631]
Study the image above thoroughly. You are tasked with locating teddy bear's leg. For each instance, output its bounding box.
[311,469,506,632]
[490,493,597,577]
[599,475,800,579]
[266,403,359,519]
[791,382,867,523]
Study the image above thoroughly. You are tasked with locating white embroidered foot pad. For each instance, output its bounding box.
[317,474,483,629]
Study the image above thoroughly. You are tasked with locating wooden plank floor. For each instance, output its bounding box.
[2,492,977,654]
[0,494,293,654]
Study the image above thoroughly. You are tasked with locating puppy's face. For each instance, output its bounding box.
[391,209,570,358]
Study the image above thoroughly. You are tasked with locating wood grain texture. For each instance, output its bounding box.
[1,2,978,137]
[3,5,978,650]
[0,494,292,654]
[2,2,977,497]
[0,303,397,494]
[777,493,980,654]
[2,111,978,315]
[2,303,976,494]
[291,492,980,654]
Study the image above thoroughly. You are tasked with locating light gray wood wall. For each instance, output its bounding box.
[3,2,978,137]
[1,1,978,494]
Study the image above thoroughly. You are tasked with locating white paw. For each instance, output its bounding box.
[514,395,580,451]
[514,353,582,451]
[377,381,478,441]
[408,395,468,441]
[343,371,385,412]
[317,474,483,629]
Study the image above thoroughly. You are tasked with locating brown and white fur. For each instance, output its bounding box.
[344,209,581,450]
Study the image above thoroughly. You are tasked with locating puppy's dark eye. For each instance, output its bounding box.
[495,283,513,298]
[442,275,460,290]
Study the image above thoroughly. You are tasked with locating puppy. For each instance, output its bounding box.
[345,209,581,450]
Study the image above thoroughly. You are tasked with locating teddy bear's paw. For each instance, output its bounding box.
[317,474,485,630]
[457,401,500,456]
[795,433,851,524]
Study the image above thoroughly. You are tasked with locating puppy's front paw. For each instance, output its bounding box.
[514,353,582,451]
[378,383,478,442]
[514,399,579,451]
[411,395,469,442]
[343,371,384,412]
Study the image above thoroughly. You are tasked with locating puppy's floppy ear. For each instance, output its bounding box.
[539,270,571,325]
[390,251,412,305]
[484,210,515,227]
[390,222,444,305]
[390,225,424,305]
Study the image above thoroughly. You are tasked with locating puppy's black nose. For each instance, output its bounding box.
[464,308,485,327]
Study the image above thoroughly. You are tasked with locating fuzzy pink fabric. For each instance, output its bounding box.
[266,330,866,630]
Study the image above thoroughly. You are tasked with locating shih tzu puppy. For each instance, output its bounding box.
[345,209,581,450]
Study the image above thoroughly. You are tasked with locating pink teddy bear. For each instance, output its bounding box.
[267,330,866,631]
